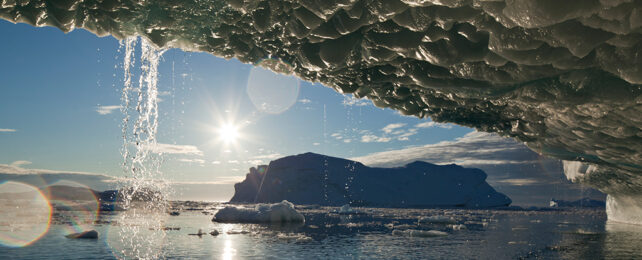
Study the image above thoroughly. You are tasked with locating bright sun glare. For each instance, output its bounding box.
[218,124,239,143]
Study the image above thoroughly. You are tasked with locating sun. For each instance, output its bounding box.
[217,123,239,143]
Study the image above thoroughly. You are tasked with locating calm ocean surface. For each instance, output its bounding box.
[1,202,641,259]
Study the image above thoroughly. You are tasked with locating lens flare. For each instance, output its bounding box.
[0,181,52,247]
[45,181,100,236]
[246,58,300,114]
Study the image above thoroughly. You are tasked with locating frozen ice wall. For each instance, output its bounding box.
[0,0,640,222]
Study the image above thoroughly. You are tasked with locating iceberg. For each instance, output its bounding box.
[213,200,305,223]
[230,153,511,208]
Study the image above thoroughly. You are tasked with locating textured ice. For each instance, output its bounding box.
[230,152,511,208]
[1,0,641,221]
[213,200,305,223]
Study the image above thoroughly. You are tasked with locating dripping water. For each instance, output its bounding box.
[323,104,329,204]
[114,37,169,259]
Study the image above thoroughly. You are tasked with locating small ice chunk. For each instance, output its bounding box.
[338,204,356,214]
[450,224,466,230]
[276,233,313,243]
[65,230,98,239]
[188,229,207,237]
[392,229,448,237]
[213,200,305,223]
[418,216,456,224]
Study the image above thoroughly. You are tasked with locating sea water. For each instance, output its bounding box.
[1,203,641,259]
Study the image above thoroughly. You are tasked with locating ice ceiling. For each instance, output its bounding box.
[1,0,641,211]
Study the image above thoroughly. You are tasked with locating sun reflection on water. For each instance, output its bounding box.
[220,223,237,260]
[222,239,236,260]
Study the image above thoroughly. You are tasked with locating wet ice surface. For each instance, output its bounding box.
[1,202,642,259]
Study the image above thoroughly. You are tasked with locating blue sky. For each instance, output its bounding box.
[0,20,472,183]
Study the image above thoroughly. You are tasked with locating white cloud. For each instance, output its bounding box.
[95,105,121,115]
[0,162,99,176]
[313,142,320,146]
[177,158,205,164]
[343,139,352,143]
[251,153,282,160]
[353,132,537,167]
[331,133,343,140]
[415,121,453,129]
[142,143,203,156]
[382,123,406,134]
[170,176,245,185]
[0,161,118,191]
[361,134,391,143]
[228,160,239,164]
[10,160,32,167]
[212,161,221,165]
[298,98,311,104]
[396,128,418,140]
[0,128,17,132]
[342,96,370,106]
[246,159,264,165]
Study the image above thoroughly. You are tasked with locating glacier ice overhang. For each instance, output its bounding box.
[1,0,641,194]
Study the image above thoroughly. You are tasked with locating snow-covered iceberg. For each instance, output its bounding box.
[231,153,511,208]
[213,200,305,223]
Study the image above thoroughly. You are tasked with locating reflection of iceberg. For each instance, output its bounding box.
[1,0,641,222]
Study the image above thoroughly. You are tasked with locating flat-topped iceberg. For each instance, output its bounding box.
[230,153,511,208]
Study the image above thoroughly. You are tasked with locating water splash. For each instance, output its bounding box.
[114,37,169,259]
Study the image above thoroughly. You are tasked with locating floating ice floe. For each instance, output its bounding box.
[213,200,305,223]
[276,233,313,243]
[418,216,456,224]
[392,229,448,237]
[337,204,359,215]
[450,224,466,231]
